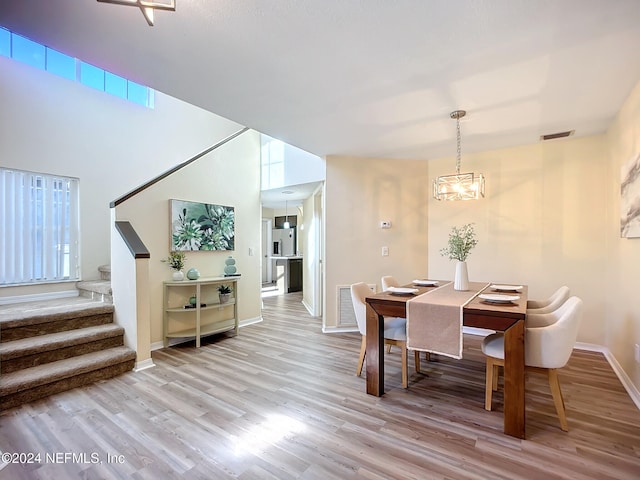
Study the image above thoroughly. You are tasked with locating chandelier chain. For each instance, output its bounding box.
[455,115,462,175]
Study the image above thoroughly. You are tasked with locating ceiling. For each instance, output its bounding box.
[1,0,640,164]
[260,181,322,211]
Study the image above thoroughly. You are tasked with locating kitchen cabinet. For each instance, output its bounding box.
[271,256,303,293]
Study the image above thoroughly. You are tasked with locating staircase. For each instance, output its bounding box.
[77,264,113,302]
[0,266,136,411]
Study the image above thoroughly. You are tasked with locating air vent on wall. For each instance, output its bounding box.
[336,284,376,327]
[540,130,575,141]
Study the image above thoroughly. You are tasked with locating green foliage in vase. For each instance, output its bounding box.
[217,284,232,294]
[166,251,186,271]
[440,223,478,262]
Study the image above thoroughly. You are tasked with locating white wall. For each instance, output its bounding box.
[606,79,640,390]
[261,134,325,189]
[0,55,243,297]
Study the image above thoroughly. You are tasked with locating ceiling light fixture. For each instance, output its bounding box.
[283,200,290,229]
[97,0,176,27]
[433,110,485,201]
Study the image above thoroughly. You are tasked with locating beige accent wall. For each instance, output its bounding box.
[115,131,263,345]
[324,156,429,330]
[428,135,608,345]
[606,79,640,390]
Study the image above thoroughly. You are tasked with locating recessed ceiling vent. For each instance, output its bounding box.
[540,130,575,141]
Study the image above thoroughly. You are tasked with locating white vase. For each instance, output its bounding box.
[454,261,469,291]
[172,270,184,281]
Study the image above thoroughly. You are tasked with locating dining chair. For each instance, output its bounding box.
[350,282,421,388]
[381,275,431,363]
[527,286,570,314]
[481,296,583,431]
[381,275,400,291]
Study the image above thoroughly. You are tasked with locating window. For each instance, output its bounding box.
[0,27,155,108]
[0,168,80,285]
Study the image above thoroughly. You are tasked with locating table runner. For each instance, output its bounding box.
[407,282,488,359]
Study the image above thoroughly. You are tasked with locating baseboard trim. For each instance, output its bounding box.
[323,325,358,334]
[239,316,263,328]
[0,290,79,305]
[301,299,322,318]
[134,358,156,372]
[575,341,640,411]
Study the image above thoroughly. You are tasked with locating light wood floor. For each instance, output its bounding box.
[1,292,639,479]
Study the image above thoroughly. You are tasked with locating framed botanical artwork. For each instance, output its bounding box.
[621,152,640,238]
[170,199,235,251]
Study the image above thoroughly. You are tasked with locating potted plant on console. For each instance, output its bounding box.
[218,284,232,303]
[167,251,186,281]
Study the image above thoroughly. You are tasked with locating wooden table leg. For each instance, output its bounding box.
[365,304,384,396]
[503,319,525,438]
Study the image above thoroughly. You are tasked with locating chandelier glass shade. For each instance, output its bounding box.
[283,200,290,229]
[433,110,485,201]
[432,172,485,201]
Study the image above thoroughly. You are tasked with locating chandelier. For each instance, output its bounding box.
[432,110,485,201]
[97,0,176,26]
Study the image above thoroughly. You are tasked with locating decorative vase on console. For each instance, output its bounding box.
[187,268,200,280]
[224,256,237,276]
[167,251,186,281]
[172,270,185,281]
[440,223,478,292]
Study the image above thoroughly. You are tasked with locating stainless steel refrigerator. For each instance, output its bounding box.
[272,228,295,256]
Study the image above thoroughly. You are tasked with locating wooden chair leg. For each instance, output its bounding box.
[356,336,367,376]
[425,352,431,361]
[492,364,499,391]
[414,351,421,374]
[386,344,392,354]
[401,345,408,388]
[485,357,495,411]
[548,369,569,431]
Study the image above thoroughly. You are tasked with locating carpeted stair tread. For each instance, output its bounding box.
[0,299,114,328]
[0,324,125,360]
[77,280,112,295]
[0,346,136,396]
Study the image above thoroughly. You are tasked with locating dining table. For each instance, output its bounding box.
[365,281,528,439]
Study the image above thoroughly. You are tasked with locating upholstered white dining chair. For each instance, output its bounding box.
[381,275,431,363]
[481,296,583,431]
[527,286,570,314]
[351,282,421,388]
[381,275,400,291]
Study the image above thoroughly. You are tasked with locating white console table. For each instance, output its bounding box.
[163,276,239,348]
